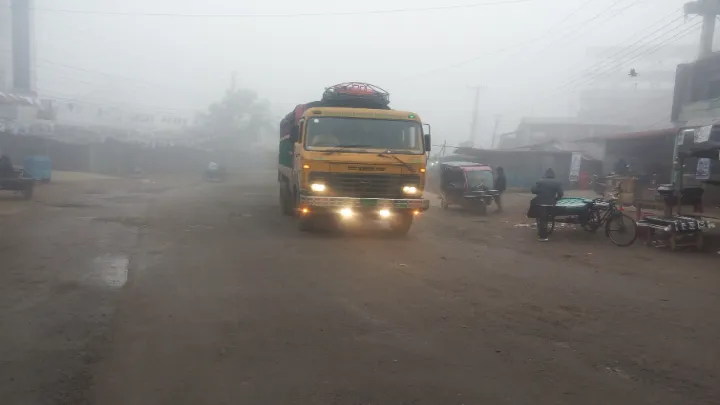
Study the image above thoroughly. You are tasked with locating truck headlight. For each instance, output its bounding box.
[402,186,418,194]
[311,183,326,192]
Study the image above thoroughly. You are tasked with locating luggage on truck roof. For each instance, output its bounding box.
[321,82,390,109]
[279,83,391,137]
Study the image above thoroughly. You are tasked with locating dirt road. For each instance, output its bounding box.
[1,172,718,405]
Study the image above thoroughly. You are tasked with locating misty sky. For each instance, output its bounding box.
[34,0,701,147]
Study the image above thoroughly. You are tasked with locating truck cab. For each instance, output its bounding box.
[278,83,431,234]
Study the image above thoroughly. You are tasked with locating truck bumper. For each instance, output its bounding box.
[299,196,430,211]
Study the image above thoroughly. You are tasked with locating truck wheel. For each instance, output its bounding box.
[389,212,413,236]
[298,215,315,232]
[279,182,293,216]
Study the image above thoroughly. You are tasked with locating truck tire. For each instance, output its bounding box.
[298,215,315,232]
[389,212,413,236]
[279,181,293,216]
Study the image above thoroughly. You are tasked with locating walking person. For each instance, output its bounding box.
[531,168,563,241]
[494,166,506,213]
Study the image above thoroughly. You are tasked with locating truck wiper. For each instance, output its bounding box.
[323,144,371,154]
[377,153,415,173]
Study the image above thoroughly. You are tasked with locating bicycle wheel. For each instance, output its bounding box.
[605,213,637,247]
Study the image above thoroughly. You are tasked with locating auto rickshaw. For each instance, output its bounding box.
[437,161,499,215]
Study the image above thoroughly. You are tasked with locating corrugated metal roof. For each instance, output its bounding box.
[587,127,678,141]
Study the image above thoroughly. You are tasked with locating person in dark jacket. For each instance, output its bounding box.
[494,166,507,212]
[531,168,564,241]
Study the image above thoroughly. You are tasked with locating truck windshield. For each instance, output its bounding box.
[466,170,494,189]
[305,117,424,154]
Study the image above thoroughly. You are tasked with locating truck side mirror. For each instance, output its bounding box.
[424,134,431,152]
[289,125,299,143]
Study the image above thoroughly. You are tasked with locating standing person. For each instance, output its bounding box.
[531,168,564,241]
[494,166,507,213]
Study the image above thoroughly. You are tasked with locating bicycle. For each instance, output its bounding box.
[545,197,638,247]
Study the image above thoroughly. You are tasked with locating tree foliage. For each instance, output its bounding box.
[198,88,274,148]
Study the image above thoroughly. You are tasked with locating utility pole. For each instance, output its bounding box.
[685,0,720,58]
[468,85,484,147]
[10,0,33,93]
[490,115,501,149]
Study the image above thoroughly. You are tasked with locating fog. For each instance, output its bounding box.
[34,0,699,147]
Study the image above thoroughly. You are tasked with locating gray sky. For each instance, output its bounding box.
[34,0,698,146]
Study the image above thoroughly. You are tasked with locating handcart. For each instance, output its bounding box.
[529,197,638,247]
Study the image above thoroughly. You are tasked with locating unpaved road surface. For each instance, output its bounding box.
[1,172,718,405]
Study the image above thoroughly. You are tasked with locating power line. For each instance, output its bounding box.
[32,0,536,18]
[544,20,699,98]
[494,13,694,115]
[511,20,702,114]
[509,0,645,68]
[554,13,686,88]
[417,0,636,77]
[529,14,688,102]
[553,0,597,26]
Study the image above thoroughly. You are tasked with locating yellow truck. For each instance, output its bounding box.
[278,83,431,234]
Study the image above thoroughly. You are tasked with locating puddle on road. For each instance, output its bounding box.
[92,254,129,288]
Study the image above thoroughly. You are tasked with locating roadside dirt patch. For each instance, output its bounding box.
[128,185,172,194]
[50,202,101,209]
[84,188,109,195]
[101,195,149,204]
[93,216,147,228]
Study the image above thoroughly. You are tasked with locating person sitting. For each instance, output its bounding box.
[531,168,564,242]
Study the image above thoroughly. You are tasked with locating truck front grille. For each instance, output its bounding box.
[309,172,420,198]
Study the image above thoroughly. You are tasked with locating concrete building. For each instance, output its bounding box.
[673,51,720,127]
[496,117,631,150]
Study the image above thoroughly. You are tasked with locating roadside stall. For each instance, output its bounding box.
[636,125,719,250]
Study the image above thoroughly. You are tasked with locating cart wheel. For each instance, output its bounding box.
[644,229,655,247]
[605,213,637,247]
